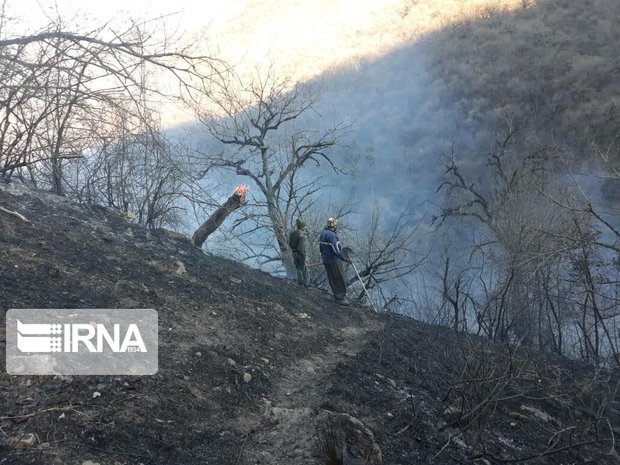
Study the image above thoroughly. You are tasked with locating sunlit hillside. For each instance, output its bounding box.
[174,0,538,124]
[201,0,530,83]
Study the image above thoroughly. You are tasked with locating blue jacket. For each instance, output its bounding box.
[319,227,346,263]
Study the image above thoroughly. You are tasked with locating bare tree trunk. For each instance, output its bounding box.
[192,186,248,248]
[265,200,296,277]
[51,157,64,196]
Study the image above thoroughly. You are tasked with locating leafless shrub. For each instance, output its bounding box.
[431,334,620,463]
[0,14,214,175]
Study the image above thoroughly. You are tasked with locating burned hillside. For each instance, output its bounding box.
[0,180,618,465]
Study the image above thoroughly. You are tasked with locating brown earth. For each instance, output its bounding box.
[0,179,618,465]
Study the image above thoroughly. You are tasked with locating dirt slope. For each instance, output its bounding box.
[0,180,617,465]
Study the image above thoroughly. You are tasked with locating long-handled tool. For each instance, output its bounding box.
[342,247,379,313]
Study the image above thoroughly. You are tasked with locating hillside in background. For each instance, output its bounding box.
[210,0,620,217]
[1,181,618,464]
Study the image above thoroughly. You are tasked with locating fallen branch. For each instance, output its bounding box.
[0,206,29,223]
[392,422,412,437]
[432,431,463,461]
[0,404,84,420]
[192,185,248,247]
[235,432,249,465]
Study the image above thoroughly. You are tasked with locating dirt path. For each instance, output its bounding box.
[238,319,384,465]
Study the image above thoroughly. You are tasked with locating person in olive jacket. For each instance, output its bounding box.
[319,217,352,305]
[289,218,310,287]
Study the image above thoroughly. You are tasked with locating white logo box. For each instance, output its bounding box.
[6,309,158,375]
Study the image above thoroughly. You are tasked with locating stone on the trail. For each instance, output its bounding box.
[7,433,36,448]
[175,261,187,275]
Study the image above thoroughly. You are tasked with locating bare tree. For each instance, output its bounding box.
[0,8,217,178]
[437,126,554,343]
[536,137,620,366]
[189,66,348,273]
[67,113,191,229]
[434,121,620,367]
[345,205,426,309]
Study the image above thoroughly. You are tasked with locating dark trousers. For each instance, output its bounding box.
[293,254,309,286]
[324,261,347,301]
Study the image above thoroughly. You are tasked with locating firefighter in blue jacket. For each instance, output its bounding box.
[319,217,352,305]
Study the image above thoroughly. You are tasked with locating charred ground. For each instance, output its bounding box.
[0,180,618,465]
